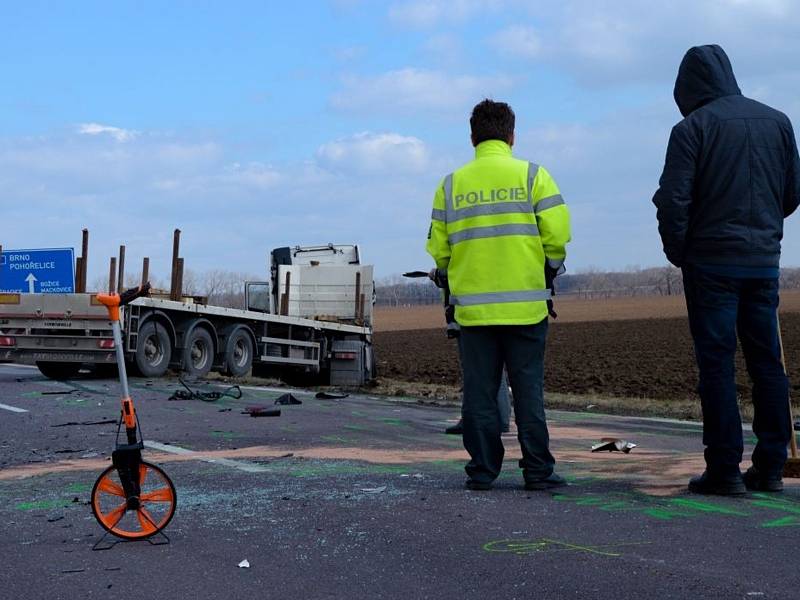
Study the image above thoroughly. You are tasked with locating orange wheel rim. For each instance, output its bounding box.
[92,462,176,539]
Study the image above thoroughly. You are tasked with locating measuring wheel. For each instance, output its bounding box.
[91,461,177,540]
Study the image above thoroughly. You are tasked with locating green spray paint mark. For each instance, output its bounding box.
[65,483,92,493]
[343,424,368,432]
[350,410,368,418]
[750,496,800,527]
[320,435,357,444]
[210,430,243,441]
[380,418,408,427]
[15,499,69,511]
[554,492,750,521]
[643,508,695,520]
[482,538,650,558]
[666,498,748,516]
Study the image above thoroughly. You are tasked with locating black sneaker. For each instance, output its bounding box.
[524,472,567,491]
[743,466,783,492]
[445,420,463,435]
[688,471,746,496]
[465,479,492,491]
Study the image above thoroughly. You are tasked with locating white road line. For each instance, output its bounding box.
[144,440,269,473]
[0,402,28,413]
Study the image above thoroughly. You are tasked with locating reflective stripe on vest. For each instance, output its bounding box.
[535,194,564,213]
[448,223,540,245]
[450,289,552,306]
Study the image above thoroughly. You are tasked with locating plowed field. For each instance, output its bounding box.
[374,297,800,402]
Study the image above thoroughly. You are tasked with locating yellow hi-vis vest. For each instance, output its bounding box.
[426,140,571,326]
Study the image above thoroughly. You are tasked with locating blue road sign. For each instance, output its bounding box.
[0,248,75,293]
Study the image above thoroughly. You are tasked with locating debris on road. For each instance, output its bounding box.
[238,559,250,569]
[274,393,302,405]
[242,406,281,417]
[169,378,242,402]
[51,419,117,428]
[316,391,349,400]
[360,486,387,493]
[591,438,637,453]
[42,389,77,396]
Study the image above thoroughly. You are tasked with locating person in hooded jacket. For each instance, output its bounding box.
[653,44,800,495]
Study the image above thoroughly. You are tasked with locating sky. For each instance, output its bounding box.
[2,0,800,283]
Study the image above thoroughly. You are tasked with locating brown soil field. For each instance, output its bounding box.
[374,289,800,331]
[374,311,800,403]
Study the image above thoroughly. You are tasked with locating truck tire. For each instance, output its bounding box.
[183,327,214,377]
[224,328,253,377]
[36,361,81,380]
[135,321,172,378]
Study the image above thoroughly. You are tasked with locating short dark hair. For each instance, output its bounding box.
[470,99,515,145]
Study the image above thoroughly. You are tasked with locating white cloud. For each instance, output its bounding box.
[487,25,542,60]
[316,132,430,174]
[484,1,800,86]
[330,68,515,114]
[389,0,507,28]
[77,122,138,142]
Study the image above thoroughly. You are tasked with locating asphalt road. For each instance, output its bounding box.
[1,364,798,599]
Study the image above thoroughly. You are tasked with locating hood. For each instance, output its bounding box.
[674,45,741,117]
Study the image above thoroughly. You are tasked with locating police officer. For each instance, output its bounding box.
[426,99,571,490]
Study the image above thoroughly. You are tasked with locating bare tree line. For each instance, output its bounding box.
[375,266,800,307]
[91,268,260,308]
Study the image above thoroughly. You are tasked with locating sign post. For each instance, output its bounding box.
[0,248,76,293]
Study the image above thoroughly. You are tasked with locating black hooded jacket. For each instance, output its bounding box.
[653,45,800,268]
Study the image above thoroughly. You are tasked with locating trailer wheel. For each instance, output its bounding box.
[36,361,81,380]
[135,321,172,378]
[183,327,214,377]
[224,328,253,377]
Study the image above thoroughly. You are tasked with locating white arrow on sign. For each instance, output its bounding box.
[25,273,37,294]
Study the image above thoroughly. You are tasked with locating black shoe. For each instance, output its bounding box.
[465,479,492,491]
[688,471,746,496]
[445,420,463,435]
[524,472,567,491]
[743,466,783,492]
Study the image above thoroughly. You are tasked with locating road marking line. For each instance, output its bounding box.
[144,441,269,473]
[0,402,28,413]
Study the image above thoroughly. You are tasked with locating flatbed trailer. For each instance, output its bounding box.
[0,244,375,386]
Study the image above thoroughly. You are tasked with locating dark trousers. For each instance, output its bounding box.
[460,321,554,483]
[683,265,791,478]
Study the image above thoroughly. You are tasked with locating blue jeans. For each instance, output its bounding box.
[683,265,791,478]
[460,321,554,483]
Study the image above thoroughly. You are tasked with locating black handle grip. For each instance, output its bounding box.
[119,282,151,306]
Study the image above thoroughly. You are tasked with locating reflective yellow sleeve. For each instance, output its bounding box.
[532,166,571,268]
[425,179,450,269]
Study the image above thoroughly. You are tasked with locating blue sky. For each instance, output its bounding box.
[2,0,800,284]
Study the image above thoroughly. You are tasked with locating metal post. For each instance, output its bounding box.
[75,257,83,293]
[141,257,150,287]
[354,272,361,320]
[280,271,291,315]
[170,229,181,301]
[108,257,117,294]
[117,245,126,290]
[80,229,89,292]
[176,257,184,301]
